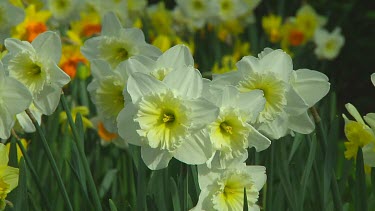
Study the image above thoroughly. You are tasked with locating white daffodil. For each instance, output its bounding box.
[117,66,219,170]
[81,12,161,69]
[204,85,270,168]
[0,62,32,139]
[3,31,70,115]
[0,1,24,43]
[192,162,266,211]
[87,59,132,132]
[126,44,194,81]
[213,48,329,139]
[175,0,216,28]
[314,27,345,60]
[214,0,248,22]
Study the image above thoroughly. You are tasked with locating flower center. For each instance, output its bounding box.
[238,72,287,123]
[192,0,204,10]
[220,121,233,135]
[162,113,175,123]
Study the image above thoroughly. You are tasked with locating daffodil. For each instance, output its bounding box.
[314,27,345,60]
[0,143,19,207]
[213,48,329,139]
[13,4,51,42]
[215,0,248,22]
[117,66,219,170]
[87,59,132,132]
[60,44,88,79]
[0,1,24,43]
[126,44,194,81]
[262,14,282,43]
[0,62,32,139]
[192,162,266,211]
[67,11,101,43]
[295,4,326,41]
[59,106,93,132]
[81,12,161,69]
[3,31,71,115]
[6,139,28,163]
[204,85,270,168]
[343,103,375,167]
[175,0,215,28]
[15,103,42,133]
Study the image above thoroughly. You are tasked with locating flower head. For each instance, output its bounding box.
[117,66,219,169]
[81,12,161,69]
[192,162,266,211]
[314,27,345,60]
[3,31,70,115]
[262,14,282,43]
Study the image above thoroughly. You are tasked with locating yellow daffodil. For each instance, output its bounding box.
[60,45,88,79]
[343,104,375,167]
[13,4,51,42]
[5,139,28,163]
[262,14,282,43]
[59,106,93,132]
[0,143,19,208]
[295,4,326,41]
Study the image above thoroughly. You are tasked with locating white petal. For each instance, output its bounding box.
[126,56,156,75]
[16,108,42,133]
[163,65,203,99]
[257,114,289,140]
[237,55,260,75]
[197,164,221,189]
[136,45,162,60]
[49,63,71,87]
[32,31,62,63]
[371,73,375,87]
[80,37,101,61]
[364,113,375,130]
[90,59,112,79]
[190,189,211,211]
[345,103,365,124]
[141,146,173,170]
[3,78,32,114]
[101,12,122,36]
[287,111,315,134]
[127,72,166,103]
[157,44,194,68]
[259,49,293,82]
[121,28,146,46]
[174,130,214,165]
[33,84,61,115]
[116,104,141,146]
[248,125,271,151]
[284,87,309,116]
[4,38,34,54]
[244,165,267,190]
[292,69,330,106]
[238,90,266,122]
[0,106,14,139]
[185,98,219,130]
[212,70,243,86]
[363,143,375,167]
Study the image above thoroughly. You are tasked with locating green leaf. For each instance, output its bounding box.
[99,169,118,198]
[300,134,317,206]
[109,199,118,211]
[15,158,28,211]
[9,137,18,168]
[170,177,181,211]
[355,148,367,211]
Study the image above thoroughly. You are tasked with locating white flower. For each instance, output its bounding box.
[371,73,375,87]
[3,31,70,115]
[87,59,132,132]
[126,44,194,81]
[0,62,32,139]
[175,0,216,28]
[16,103,42,133]
[204,85,270,168]
[81,12,161,69]
[213,48,330,139]
[314,27,345,60]
[214,0,248,22]
[192,162,266,211]
[0,1,24,43]
[117,66,219,170]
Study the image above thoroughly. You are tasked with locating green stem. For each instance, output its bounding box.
[15,138,51,211]
[60,94,103,211]
[25,109,73,211]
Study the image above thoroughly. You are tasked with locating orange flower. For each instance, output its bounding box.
[98,122,118,142]
[60,45,87,79]
[288,29,304,46]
